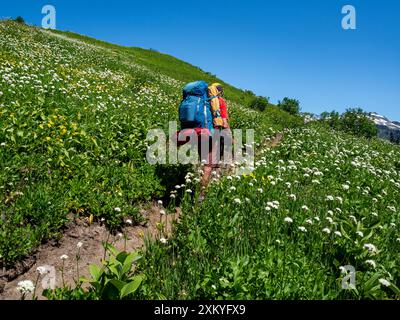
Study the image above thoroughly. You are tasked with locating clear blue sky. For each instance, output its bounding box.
[2,0,400,120]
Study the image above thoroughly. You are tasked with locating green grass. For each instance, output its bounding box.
[47,28,259,107]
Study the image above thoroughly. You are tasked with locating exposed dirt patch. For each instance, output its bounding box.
[0,203,180,300]
[262,132,284,149]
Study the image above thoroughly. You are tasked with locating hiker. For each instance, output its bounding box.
[209,83,232,167]
[177,81,224,198]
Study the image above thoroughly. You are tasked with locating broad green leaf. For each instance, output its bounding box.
[116,251,129,264]
[120,275,144,298]
[110,279,126,291]
[89,264,102,281]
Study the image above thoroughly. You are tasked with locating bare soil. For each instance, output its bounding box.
[0,203,180,300]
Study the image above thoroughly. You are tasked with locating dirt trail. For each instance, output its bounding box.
[0,204,180,300]
[262,132,284,149]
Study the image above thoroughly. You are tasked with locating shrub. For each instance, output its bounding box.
[340,108,378,139]
[320,109,378,139]
[15,16,25,24]
[278,97,300,115]
[248,96,270,112]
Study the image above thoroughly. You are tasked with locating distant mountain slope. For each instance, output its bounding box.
[369,112,400,142]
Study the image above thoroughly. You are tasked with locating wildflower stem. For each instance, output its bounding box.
[103,231,111,261]
[61,260,66,287]
[76,249,81,284]
[32,273,41,300]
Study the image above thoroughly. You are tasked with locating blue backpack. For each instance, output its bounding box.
[179,81,213,131]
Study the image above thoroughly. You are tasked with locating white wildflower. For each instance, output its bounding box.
[363,243,377,253]
[284,217,293,223]
[298,226,307,232]
[356,231,364,238]
[114,207,121,212]
[36,266,47,275]
[365,260,376,268]
[77,242,83,249]
[234,198,241,204]
[16,280,35,294]
[379,279,391,287]
[60,254,69,260]
[159,237,168,244]
[322,228,331,234]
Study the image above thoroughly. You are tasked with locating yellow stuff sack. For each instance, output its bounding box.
[208,85,224,128]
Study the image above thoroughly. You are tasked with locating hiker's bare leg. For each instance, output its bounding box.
[200,165,213,193]
[198,135,217,201]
